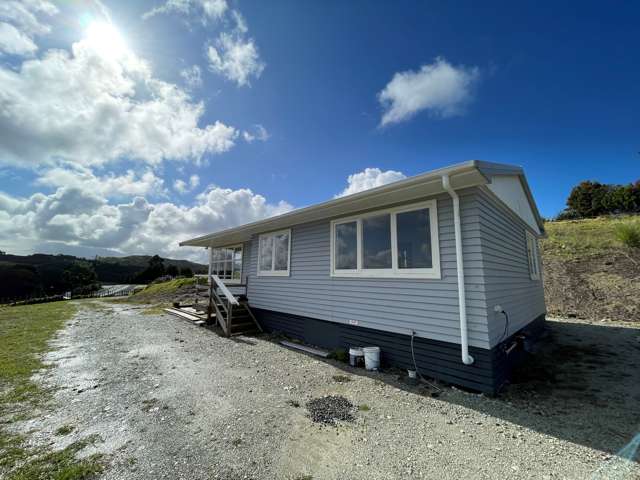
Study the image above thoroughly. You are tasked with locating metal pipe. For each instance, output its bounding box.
[442,174,474,366]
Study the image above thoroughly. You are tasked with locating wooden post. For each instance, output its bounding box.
[207,247,213,324]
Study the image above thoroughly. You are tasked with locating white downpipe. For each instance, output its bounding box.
[442,174,474,365]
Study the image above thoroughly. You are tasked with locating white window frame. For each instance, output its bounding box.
[330,200,440,279]
[526,231,540,280]
[257,228,292,277]
[209,244,243,284]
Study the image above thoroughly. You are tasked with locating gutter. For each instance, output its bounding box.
[442,174,475,366]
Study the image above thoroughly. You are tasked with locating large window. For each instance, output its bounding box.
[330,200,440,278]
[258,229,291,276]
[210,245,243,283]
[526,232,540,280]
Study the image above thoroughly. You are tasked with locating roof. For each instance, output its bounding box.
[180,160,544,248]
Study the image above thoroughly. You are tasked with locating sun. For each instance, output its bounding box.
[84,21,128,59]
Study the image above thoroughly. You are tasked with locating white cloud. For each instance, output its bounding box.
[0,0,58,56]
[207,30,264,87]
[242,124,270,143]
[180,64,202,89]
[173,179,188,194]
[0,183,292,261]
[0,31,238,168]
[0,167,410,261]
[142,0,228,23]
[173,174,201,194]
[378,57,480,126]
[36,165,166,198]
[0,22,38,56]
[336,168,406,197]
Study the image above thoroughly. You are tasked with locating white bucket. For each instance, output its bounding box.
[349,347,364,367]
[363,346,380,371]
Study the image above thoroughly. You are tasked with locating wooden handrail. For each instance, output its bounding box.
[209,274,239,305]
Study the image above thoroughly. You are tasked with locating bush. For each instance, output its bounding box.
[329,348,349,362]
[615,222,640,249]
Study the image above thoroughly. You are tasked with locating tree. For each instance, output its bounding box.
[561,179,640,219]
[0,264,42,301]
[166,265,179,277]
[62,261,99,294]
[180,266,194,278]
[566,181,611,218]
[133,255,166,283]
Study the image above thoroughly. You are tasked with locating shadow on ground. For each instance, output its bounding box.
[263,319,640,460]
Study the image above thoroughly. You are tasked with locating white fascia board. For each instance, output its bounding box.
[180,161,489,248]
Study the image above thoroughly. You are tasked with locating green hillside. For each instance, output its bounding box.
[0,253,206,302]
[541,216,640,322]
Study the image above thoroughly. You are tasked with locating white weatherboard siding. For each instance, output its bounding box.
[245,190,493,349]
[476,188,546,348]
[486,175,541,234]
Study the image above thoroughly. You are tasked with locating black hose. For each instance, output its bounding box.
[498,310,510,345]
[410,331,441,392]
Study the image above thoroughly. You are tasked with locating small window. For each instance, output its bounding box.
[210,245,243,283]
[526,232,540,280]
[330,200,440,279]
[258,229,291,276]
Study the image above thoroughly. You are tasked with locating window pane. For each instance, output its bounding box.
[232,262,242,280]
[223,261,232,279]
[273,232,289,271]
[335,222,357,270]
[259,236,273,271]
[362,214,391,269]
[396,208,432,269]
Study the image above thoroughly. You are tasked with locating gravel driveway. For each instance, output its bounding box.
[23,301,640,479]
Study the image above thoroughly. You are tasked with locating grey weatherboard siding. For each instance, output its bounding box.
[245,189,492,349]
[475,187,546,348]
[236,186,545,392]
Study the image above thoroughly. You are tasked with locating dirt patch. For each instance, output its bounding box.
[543,252,640,322]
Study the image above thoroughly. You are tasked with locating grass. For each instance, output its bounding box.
[0,302,104,479]
[55,425,74,436]
[124,278,197,304]
[542,215,640,258]
[358,404,370,412]
[332,375,351,383]
[141,306,166,316]
[7,436,103,480]
[614,221,640,249]
[0,302,76,408]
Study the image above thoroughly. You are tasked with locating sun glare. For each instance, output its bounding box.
[84,21,128,59]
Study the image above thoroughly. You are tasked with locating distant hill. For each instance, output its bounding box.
[93,255,207,282]
[0,252,207,301]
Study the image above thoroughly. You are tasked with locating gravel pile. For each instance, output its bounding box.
[306,395,355,425]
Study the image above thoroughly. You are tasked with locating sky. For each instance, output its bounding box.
[0,0,638,262]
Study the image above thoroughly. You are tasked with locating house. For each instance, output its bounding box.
[180,160,546,394]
